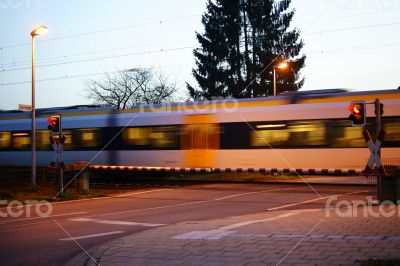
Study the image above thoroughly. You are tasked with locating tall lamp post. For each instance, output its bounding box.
[31,25,48,191]
[273,61,288,96]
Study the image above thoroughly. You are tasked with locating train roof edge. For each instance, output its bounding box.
[0,89,398,117]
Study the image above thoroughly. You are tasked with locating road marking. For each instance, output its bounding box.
[172,210,319,240]
[0,212,87,225]
[84,187,298,218]
[266,190,368,211]
[172,191,366,240]
[112,189,173,197]
[173,230,237,240]
[8,188,173,207]
[219,212,303,231]
[70,217,165,227]
[213,191,261,201]
[59,231,125,241]
[200,185,222,188]
[213,187,297,201]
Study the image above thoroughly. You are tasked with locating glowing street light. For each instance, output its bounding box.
[31,25,48,191]
[31,25,48,36]
[273,61,288,96]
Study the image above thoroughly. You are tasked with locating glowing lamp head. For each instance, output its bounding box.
[276,62,288,69]
[348,104,361,114]
[47,115,61,133]
[348,101,366,126]
[31,25,48,37]
[353,105,361,114]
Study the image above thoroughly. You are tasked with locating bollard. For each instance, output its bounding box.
[71,162,90,194]
[377,175,400,203]
[80,170,90,194]
[58,166,64,196]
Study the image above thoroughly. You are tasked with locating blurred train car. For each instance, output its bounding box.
[0,89,399,170]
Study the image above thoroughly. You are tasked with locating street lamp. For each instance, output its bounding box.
[31,25,48,191]
[273,61,288,96]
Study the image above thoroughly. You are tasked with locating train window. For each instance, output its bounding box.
[250,121,326,148]
[0,132,11,149]
[37,130,52,150]
[123,127,151,145]
[331,125,365,147]
[251,128,289,147]
[225,118,400,150]
[60,130,76,150]
[384,121,400,144]
[12,132,30,150]
[78,128,100,148]
[123,126,179,149]
[150,126,179,148]
[288,121,327,146]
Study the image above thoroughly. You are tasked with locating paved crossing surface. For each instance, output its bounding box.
[88,206,400,266]
[0,182,386,265]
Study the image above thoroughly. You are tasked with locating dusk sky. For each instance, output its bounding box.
[0,0,399,110]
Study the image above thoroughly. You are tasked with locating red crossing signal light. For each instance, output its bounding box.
[48,115,61,133]
[348,101,366,126]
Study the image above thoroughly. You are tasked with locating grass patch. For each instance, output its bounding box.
[0,191,13,200]
[0,182,147,206]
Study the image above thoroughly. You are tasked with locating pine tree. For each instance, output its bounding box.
[188,0,305,99]
[187,0,229,100]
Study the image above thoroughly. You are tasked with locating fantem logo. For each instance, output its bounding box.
[328,0,400,10]
[0,200,53,218]
[325,196,400,218]
[0,0,53,9]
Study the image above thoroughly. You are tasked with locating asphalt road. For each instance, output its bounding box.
[0,182,374,266]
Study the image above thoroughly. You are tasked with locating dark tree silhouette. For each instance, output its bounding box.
[85,68,176,110]
[188,0,305,99]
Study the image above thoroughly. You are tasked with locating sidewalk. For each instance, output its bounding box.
[80,205,400,266]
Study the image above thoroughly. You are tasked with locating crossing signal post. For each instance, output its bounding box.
[47,114,65,196]
[348,98,396,202]
[348,101,366,126]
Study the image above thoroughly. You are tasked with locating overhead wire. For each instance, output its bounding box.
[1,45,198,72]
[0,38,196,68]
[0,14,201,50]
[0,63,193,86]
[1,40,399,87]
[1,8,399,86]
[1,20,399,71]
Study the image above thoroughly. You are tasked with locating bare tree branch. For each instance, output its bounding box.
[85,68,177,110]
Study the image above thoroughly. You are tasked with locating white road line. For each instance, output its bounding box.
[266,191,368,211]
[173,230,237,240]
[213,191,262,201]
[171,192,369,241]
[70,217,165,227]
[213,187,296,201]
[200,185,222,188]
[83,200,210,218]
[219,212,301,231]
[0,212,87,225]
[173,210,320,240]
[83,187,298,218]
[7,188,173,208]
[59,231,125,241]
[112,189,173,197]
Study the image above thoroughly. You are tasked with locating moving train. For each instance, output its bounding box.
[0,89,399,170]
